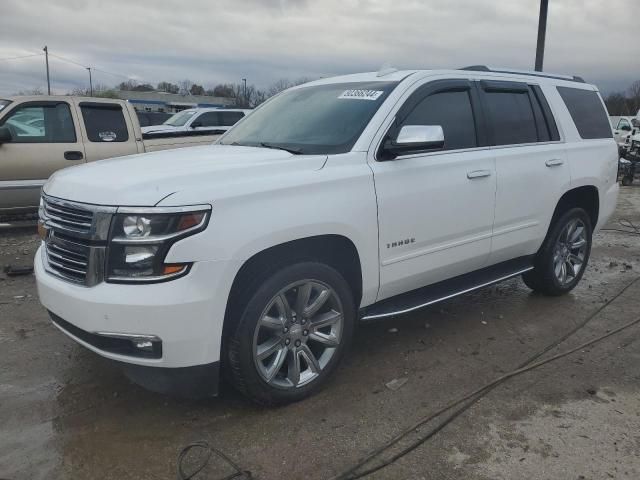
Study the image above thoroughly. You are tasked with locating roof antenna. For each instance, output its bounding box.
[376,63,398,77]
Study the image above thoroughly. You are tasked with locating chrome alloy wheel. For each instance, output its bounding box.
[252,280,344,389]
[553,218,588,286]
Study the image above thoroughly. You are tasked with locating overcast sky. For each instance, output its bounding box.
[1,0,638,96]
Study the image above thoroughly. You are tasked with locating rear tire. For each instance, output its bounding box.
[522,208,592,296]
[225,262,355,405]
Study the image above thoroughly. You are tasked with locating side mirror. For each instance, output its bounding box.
[382,125,444,159]
[621,124,632,132]
[191,121,202,128]
[0,126,12,144]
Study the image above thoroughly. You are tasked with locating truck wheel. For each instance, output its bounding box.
[226,262,355,405]
[621,175,633,186]
[522,208,592,296]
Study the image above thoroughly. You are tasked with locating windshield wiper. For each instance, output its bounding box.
[259,142,302,155]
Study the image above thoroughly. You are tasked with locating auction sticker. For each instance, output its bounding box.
[338,89,384,101]
[99,131,117,142]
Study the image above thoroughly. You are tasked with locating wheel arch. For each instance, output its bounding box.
[550,185,599,230]
[222,234,364,341]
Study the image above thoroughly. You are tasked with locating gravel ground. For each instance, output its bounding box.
[1,187,639,480]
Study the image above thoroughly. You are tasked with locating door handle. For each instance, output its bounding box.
[467,170,492,179]
[545,158,564,167]
[64,151,84,161]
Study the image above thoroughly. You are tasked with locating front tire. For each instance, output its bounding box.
[523,208,592,296]
[226,262,355,405]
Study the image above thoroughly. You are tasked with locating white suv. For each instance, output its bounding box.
[35,67,619,405]
[140,107,250,137]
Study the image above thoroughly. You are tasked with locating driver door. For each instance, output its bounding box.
[370,79,497,300]
[0,101,84,212]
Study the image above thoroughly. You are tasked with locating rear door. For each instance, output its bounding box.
[479,80,570,265]
[74,100,139,161]
[0,100,83,211]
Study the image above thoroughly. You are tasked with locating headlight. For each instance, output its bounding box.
[106,206,210,283]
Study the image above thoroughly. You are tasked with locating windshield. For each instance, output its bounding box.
[220,81,398,155]
[0,100,10,113]
[163,110,196,127]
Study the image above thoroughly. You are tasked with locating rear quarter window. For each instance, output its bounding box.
[79,103,129,143]
[557,87,612,139]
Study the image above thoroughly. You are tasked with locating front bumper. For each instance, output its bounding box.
[35,246,235,370]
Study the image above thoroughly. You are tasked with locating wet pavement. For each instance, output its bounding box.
[1,187,640,480]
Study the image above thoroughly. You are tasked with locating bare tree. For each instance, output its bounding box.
[15,87,44,96]
[267,77,313,97]
[178,79,194,96]
[604,92,630,116]
[157,81,179,94]
[627,80,640,116]
[189,84,205,96]
[117,80,140,91]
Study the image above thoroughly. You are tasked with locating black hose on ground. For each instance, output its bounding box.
[332,275,640,480]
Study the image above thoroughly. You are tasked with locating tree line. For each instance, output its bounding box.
[604,80,640,116]
[32,77,313,108]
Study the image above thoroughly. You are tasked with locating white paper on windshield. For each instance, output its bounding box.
[338,90,384,101]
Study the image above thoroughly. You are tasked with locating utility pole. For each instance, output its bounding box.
[534,0,549,72]
[86,67,93,96]
[242,78,247,106]
[43,45,51,94]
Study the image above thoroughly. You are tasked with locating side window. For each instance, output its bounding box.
[219,111,245,126]
[482,88,538,145]
[0,103,76,143]
[196,112,221,127]
[401,90,477,150]
[79,103,129,143]
[617,118,630,130]
[557,87,612,139]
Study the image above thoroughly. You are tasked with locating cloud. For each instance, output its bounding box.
[0,0,638,96]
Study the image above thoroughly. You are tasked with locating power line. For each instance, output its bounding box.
[48,51,151,84]
[48,52,89,69]
[0,53,43,61]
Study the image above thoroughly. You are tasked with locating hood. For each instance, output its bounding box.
[140,124,182,134]
[44,145,327,206]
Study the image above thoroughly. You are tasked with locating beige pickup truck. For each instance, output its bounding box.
[0,96,221,214]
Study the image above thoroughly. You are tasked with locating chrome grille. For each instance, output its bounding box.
[42,196,94,234]
[45,233,90,284]
[40,194,115,286]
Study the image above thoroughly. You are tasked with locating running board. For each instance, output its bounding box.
[360,256,534,321]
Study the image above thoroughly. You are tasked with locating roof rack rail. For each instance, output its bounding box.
[460,65,585,83]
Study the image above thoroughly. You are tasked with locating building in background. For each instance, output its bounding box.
[116,91,235,113]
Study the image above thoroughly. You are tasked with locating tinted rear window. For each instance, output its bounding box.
[484,90,538,145]
[557,87,612,139]
[80,103,129,143]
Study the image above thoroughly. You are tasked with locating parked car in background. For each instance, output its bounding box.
[0,96,224,214]
[611,115,639,155]
[135,111,172,127]
[620,128,640,185]
[140,107,250,137]
[35,67,618,405]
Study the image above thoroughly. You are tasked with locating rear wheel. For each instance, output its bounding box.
[523,208,592,296]
[226,262,355,405]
